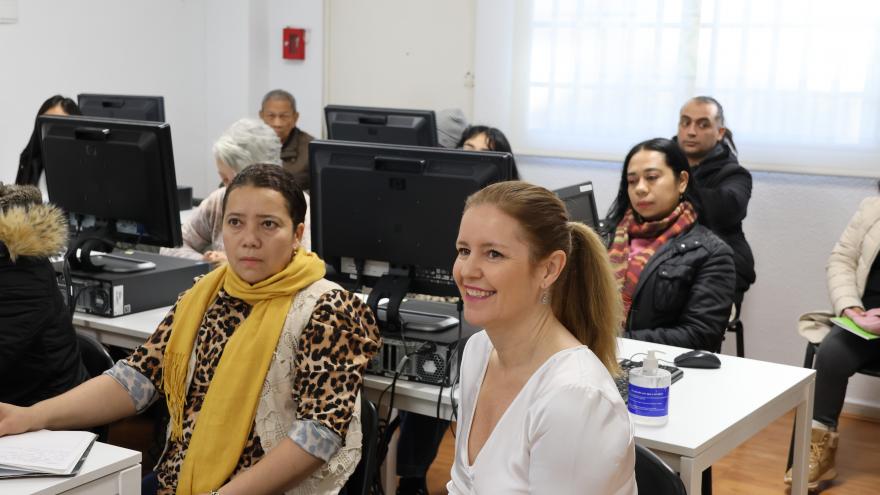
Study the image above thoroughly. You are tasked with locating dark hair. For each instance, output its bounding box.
[261,89,297,113]
[456,125,520,180]
[222,164,307,228]
[37,95,82,117]
[604,138,704,232]
[464,181,622,373]
[688,96,736,152]
[16,95,82,185]
[457,125,512,153]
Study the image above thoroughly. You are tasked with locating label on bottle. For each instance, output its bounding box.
[627,383,669,417]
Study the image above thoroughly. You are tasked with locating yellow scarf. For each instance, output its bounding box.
[163,249,325,495]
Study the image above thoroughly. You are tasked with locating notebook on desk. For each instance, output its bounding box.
[0,430,96,479]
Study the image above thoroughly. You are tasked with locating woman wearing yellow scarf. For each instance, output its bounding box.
[0,164,381,495]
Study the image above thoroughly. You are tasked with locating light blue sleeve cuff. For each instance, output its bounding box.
[103,360,158,413]
[288,419,343,462]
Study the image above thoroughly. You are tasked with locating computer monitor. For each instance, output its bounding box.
[39,115,182,272]
[309,140,514,329]
[77,93,166,122]
[324,105,438,147]
[554,181,600,229]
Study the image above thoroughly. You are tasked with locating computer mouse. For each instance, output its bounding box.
[673,350,721,369]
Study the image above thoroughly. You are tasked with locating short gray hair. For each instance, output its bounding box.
[261,89,297,113]
[212,118,282,173]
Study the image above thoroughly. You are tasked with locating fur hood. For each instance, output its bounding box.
[0,184,68,261]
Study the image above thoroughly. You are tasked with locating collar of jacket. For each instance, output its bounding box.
[0,203,68,261]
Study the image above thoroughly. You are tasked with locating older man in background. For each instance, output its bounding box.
[260,89,314,190]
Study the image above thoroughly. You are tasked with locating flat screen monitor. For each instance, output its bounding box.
[555,181,599,229]
[39,115,181,272]
[324,105,437,147]
[77,93,165,122]
[309,140,513,329]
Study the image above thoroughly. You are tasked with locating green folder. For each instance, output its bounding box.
[831,316,880,340]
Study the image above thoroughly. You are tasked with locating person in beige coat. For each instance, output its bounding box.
[786,183,880,490]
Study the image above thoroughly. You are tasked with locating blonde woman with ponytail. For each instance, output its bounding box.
[447,181,636,494]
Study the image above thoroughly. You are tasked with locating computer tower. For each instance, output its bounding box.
[55,251,210,316]
[366,300,480,386]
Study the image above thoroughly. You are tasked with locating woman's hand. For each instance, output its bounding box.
[0,402,41,437]
[843,306,866,318]
[203,251,227,264]
[851,308,880,335]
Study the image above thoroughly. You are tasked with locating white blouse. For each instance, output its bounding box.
[447,331,637,495]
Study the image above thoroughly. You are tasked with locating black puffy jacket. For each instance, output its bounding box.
[0,187,88,406]
[614,223,736,352]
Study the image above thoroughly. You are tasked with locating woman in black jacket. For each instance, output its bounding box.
[603,138,736,351]
[0,183,88,406]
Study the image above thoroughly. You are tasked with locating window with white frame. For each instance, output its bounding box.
[476,0,880,177]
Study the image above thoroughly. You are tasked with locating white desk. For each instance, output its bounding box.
[0,442,141,495]
[620,339,814,494]
[73,310,815,495]
[74,307,167,350]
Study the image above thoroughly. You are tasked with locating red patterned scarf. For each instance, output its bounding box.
[608,201,697,320]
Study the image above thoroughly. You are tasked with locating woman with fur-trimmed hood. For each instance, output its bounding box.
[0,183,88,406]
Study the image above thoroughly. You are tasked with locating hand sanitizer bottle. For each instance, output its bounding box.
[627,350,671,426]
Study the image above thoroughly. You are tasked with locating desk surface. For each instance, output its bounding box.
[0,442,141,495]
[619,339,813,458]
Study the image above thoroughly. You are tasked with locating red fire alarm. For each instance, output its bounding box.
[283,27,306,60]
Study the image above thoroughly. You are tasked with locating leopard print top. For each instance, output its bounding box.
[121,288,379,494]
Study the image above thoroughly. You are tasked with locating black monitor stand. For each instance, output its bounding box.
[68,227,156,273]
[366,271,459,333]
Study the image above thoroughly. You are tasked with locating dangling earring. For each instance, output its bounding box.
[541,291,550,305]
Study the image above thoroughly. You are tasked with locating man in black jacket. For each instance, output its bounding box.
[676,96,756,305]
[0,183,88,406]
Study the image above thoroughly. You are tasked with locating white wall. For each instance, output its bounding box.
[0,0,326,198]
[0,0,210,194]
[264,0,324,138]
[325,0,476,121]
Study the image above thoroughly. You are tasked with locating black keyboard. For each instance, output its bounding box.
[614,359,683,403]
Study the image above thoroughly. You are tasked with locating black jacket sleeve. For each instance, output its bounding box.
[699,166,752,233]
[626,242,736,351]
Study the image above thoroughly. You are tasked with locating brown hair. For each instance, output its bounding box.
[464,181,622,373]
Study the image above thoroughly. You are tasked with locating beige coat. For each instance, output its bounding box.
[800,196,880,342]
[827,196,880,315]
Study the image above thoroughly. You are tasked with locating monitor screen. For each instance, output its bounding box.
[309,140,514,298]
[555,181,599,229]
[324,105,437,147]
[39,115,181,270]
[77,93,165,122]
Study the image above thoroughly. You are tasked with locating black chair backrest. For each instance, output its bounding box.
[341,395,379,495]
[76,333,114,377]
[635,444,686,495]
